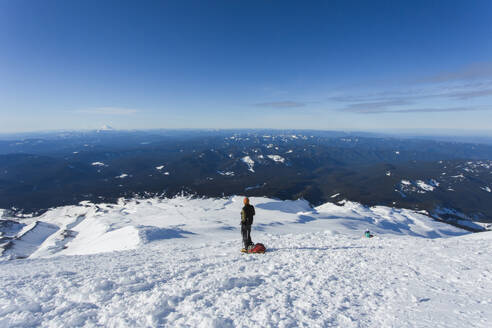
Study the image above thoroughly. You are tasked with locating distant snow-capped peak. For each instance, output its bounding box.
[97,125,114,132]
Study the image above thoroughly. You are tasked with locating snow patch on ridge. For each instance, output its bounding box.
[217,170,235,177]
[416,180,436,192]
[91,162,106,167]
[267,155,285,163]
[241,156,255,172]
[400,179,439,194]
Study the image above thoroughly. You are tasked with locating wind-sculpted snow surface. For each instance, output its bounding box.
[0,197,491,327]
[0,196,468,260]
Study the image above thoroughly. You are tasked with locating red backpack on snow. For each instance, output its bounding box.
[248,243,266,253]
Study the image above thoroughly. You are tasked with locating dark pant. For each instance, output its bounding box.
[241,224,253,248]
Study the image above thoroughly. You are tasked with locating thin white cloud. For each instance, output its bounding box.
[344,99,412,112]
[76,107,139,115]
[330,83,492,104]
[339,105,489,114]
[422,62,492,83]
[254,101,306,108]
[446,88,492,100]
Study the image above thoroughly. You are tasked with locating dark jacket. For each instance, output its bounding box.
[241,204,255,225]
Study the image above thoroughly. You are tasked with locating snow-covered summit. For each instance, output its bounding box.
[0,196,468,260]
[0,197,490,327]
[97,125,114,132]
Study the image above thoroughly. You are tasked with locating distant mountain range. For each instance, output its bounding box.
[0,129,491,230]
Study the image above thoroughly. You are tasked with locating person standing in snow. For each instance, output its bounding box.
[241,197,255,250]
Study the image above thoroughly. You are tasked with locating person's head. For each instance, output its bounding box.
[243,197,249,205]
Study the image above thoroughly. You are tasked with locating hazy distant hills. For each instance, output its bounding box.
[0,130,491,229]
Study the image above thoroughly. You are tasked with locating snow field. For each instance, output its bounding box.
[0,196,491,327]
[0,231,491,327]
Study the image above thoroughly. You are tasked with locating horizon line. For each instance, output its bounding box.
[1,127,492,137]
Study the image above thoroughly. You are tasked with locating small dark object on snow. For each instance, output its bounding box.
[241,243,266,254]
[364,230,374,238]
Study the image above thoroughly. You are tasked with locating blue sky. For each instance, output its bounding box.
[1,0,492,133]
